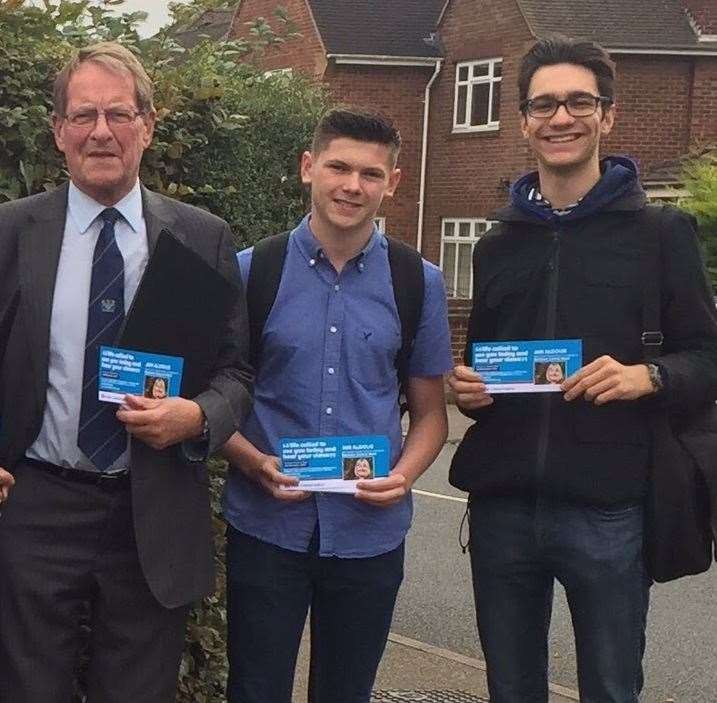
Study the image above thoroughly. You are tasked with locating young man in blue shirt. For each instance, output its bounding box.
[222,109,453,703]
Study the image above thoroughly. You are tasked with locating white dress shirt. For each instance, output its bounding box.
[27,181,149,470]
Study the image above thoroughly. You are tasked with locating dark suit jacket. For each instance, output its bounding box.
[0,183,253,608]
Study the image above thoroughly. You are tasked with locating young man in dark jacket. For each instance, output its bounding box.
[449,36,717,703]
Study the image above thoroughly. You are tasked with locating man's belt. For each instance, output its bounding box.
[22,457,130,487]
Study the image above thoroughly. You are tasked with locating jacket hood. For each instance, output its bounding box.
[495,156,647,225]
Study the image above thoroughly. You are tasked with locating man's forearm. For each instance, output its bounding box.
[393,406,448,486]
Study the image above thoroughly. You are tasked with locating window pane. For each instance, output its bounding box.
[472,62,489,78]
[457,243,473,298]
[458,221,472,237]
[442,242,457,297]
[443,221,455,238]
[490,80,501,123]
[458,65,469,82]
[471,82,490,126]
[456,85,468,124]
[493,61,502,78]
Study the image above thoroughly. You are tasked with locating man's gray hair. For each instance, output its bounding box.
[53,42,155,116]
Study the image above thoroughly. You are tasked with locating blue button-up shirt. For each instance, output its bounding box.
[223,216,453,558]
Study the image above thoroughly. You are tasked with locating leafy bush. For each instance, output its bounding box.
[680,146,717,289]
[0,0,328,247]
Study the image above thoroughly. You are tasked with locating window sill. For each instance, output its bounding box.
[451,124,500,134]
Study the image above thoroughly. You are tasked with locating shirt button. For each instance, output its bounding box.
[309,258,316,267]
[334,284,340,292]
[330,326,337,333]
[326,407,333,415]
[328,367,335,374]
[358,262,365,271]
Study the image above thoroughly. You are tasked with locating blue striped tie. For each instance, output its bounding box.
[77,208,127,471]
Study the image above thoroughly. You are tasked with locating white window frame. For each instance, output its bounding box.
[453,58,502,133]
[440,218,495,298]
[374,216,386,233]
[644,183,687,203]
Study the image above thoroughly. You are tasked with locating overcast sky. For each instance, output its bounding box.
[113,0,187,37]
[27,0,189,37]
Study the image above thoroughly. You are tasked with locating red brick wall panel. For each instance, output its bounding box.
[423,0,534,269]
[325,63,436,248]
[690,58,717,145]
[603,55,693,172]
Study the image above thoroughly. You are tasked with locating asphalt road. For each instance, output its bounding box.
[391,443,717,703]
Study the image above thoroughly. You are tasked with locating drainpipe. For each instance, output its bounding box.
[416,58,443,254]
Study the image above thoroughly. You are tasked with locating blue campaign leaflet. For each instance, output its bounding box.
[472,339,582,393]
[98,346,184,403]
[279,435,390,493]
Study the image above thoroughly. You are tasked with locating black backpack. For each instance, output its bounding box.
[246,230,424,413]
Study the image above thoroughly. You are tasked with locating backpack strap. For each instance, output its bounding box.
[639,205,667,361]
[387,236,425,408]
[246,231,290,369]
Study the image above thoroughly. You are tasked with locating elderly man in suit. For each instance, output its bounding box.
[0,42,252,703]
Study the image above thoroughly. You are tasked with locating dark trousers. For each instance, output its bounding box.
[225,526,404,703]
[469,496,651,703]
[0,461,189,703]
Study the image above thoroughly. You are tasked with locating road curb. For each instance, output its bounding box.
[387,632,580,702]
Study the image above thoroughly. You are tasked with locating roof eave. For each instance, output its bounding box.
[326,53,442,66]
[606,45,717,56]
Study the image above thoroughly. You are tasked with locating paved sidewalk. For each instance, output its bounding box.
[293,626,579,702]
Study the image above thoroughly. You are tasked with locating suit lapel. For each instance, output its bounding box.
[18,184,68,408]
[141,185,185,253]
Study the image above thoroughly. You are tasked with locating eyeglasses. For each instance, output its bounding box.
[520,93,613,119]
[62,107,144,128]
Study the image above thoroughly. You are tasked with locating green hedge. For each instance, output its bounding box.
[0,0,328,247]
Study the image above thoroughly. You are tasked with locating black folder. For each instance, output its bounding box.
[119,229,239,398]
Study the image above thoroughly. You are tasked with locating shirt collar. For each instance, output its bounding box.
[68,180,143,234]
[293,214,382,268]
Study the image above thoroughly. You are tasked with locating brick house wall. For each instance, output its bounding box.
[422,0,534,360]
[690,58,717,144]
[326,63,435,247]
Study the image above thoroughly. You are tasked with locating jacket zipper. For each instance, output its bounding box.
[536,231,561,480]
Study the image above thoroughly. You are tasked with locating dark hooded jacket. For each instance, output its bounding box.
[449,158,717,507]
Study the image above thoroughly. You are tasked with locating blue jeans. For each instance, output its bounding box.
[469,496,651,703]
[225,526,404,703]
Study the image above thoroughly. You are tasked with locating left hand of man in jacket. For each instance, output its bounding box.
[117,395,205,450]
[562,356,655,404]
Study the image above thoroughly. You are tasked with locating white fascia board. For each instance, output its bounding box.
[607,46,717,56]
[327,54,441,67]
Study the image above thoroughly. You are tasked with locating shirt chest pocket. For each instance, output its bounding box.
[344,320,402,392]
